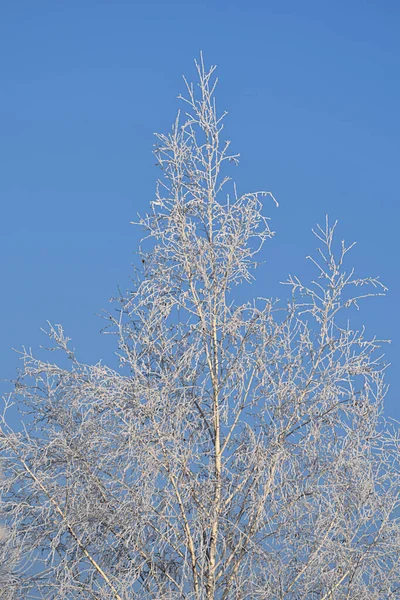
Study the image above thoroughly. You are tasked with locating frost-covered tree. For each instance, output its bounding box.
[1,58,399,600]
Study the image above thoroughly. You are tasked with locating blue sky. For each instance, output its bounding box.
[1,1,399,420]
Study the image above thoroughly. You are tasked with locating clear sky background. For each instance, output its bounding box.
[1,1,399,422]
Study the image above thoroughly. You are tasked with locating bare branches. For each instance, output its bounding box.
[0,58,399,600]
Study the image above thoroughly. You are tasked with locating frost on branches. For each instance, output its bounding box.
[1,58,399,600]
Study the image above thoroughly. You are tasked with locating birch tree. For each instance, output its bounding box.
[1,58,399,600]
